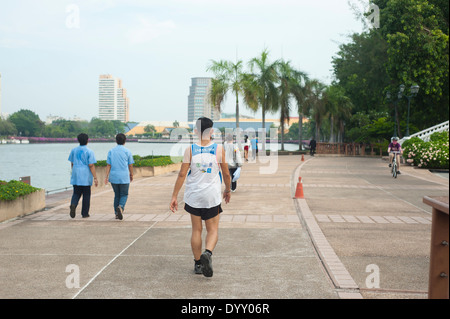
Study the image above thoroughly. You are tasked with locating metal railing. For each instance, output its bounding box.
[400,120,449,144]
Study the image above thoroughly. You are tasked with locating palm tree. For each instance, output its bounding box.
[287,68,310,151]
[248,49,280,150]
[325,85,353,143]
[276,60,309,151]
[293,79,312,151]
[307,80,328,141]
[207,60,257,129]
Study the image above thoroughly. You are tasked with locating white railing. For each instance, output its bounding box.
[399,120,449,144]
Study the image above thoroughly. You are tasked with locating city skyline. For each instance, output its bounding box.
[0,0,365,123]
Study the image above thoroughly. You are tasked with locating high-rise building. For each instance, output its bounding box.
[98,74,129,122]
[187,77,220,122]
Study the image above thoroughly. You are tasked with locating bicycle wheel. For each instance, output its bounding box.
[393,162,398,178]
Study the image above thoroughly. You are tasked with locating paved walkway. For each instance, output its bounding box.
[0,155,448,300]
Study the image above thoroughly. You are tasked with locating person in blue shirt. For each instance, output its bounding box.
[250,135,258,161]
[104,133,135,220]
[68,133,98,218]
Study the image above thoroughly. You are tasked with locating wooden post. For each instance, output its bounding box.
[423,196,449,299]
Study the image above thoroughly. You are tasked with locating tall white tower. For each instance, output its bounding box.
[98,74,129,122]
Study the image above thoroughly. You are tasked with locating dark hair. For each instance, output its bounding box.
[195,117,214,135]
[116,133,126,145]
[77,133,89,146]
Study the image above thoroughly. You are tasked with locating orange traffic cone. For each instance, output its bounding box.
[294,182,304,199]
[301,154,305,161]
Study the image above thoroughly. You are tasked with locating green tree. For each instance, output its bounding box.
[376,0,449,129]
[306,80,328,141]
[248,49,280,149]
[88,118,116,138]
[44,119,86,138]
[324,85,353,143]
[276,60,309,151]
[291,78,313,150]
[332,31,389,114]
[8,109,44,137]
[207,59,258,129]
[0,118,17,136]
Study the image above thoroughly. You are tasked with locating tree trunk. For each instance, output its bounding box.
[329,115,334,143]
[235,91,240,129]
[261,104,266,151]
[280,113,285,151]
[298,114,303,151]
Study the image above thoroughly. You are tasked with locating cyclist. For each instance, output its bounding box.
[388,137,402,175]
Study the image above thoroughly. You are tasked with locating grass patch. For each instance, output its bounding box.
[95,155,182,167]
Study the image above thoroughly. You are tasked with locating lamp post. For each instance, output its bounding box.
[386,87,404,138]
[399,84,420,137]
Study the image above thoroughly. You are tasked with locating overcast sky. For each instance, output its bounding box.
[0,0,366,123]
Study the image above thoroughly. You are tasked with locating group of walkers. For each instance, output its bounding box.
[68,117,255,278]
[68,133,134,220]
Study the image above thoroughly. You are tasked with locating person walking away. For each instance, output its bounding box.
[224,134,243,192]
[169,117,232,277]
[243,135,250,162]
[309,138,317,156]
[104,133,135,220]
[250,135,258,161]
[68,133,98,218]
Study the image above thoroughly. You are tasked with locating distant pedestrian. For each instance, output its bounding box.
[224,134,243,192]
[169,117,232,277]
[104,133,135,220]
[310,138,317,156]
[243,135,250,161]
[68,133,98,218]
[250,135,258,161]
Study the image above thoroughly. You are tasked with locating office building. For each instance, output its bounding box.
[99,74,129,122]
[187,77,220,122]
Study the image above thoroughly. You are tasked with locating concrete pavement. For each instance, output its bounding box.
[0,155,448,300]
[296,156,448,299]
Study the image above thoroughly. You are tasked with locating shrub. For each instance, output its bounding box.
[95,155,177,168]
[403,132,449,169]
[0,180,41,201]
[401,137,422,151]
[429,131,449,143]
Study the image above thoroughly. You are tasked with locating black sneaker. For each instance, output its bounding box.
[397,171,401,175]
[389,163,392,168]
[69,205,76,218]
[200,251,213,277]
[194,260,203,275]
[115,206,123,220]
[82,214,90,218]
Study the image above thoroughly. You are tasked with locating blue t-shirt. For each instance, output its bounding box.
[68,145,97,186]
[250,138,258,150]
[107,145,135,184]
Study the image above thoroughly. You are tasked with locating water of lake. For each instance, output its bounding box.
[0,141,299,193]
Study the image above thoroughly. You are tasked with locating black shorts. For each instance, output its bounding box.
[185,203,223,221]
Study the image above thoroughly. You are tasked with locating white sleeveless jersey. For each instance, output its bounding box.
[184,143,222,208]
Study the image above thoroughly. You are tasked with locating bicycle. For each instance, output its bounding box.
[390,151,401,178]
